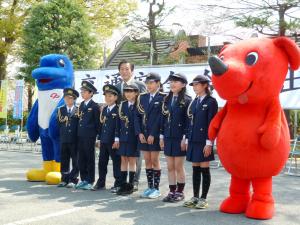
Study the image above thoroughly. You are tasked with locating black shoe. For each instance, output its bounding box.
[111,186,120,193]
[117,183,133,195]
[116,184,127,195]
[91,183,105,191]
[133,182,138,192]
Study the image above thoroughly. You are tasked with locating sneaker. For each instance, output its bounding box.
[82,183,93,190]
[173,192,185,202]
[111,186,120,193]
[162,192,175,203]
[183,197,199,208]
[57,181,68,187]
[140,188,154,198]
[66,182,76,188]
[75,181,87,189]
[195,198,208,209]
[148,189,161,199]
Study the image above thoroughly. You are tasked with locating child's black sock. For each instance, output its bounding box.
[169,184,176,193]
[193,166,201,198]
[129,171,136,185]
[146,168,154,189]
[120,171,128,185]
[153,169,161,190]
[200,167,211,199]
[177,182,185,193]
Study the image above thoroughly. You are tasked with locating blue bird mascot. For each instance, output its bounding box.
[26,54,74,185]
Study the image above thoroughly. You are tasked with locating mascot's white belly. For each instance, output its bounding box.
[38,89,63,129]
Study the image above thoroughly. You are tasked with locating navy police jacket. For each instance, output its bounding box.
[187,95,218,142]
[98,105,118,144]
[134,92,165,138]
[77,99,100,138]
[160,94,192,139]
[115,101,137,143]
[57,105,78,143]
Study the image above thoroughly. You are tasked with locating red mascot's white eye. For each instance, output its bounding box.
[220,55,224,61]
[246,52,258,66]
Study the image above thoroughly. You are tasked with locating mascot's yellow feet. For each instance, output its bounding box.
[46,172,61,185]
[26,169,47,181]
[26,161,61,184]
[46,161,61,185]
[26,161,53,182]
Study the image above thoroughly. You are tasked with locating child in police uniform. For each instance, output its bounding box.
[160,73,192,203]
[57,88,79,188]
[183,73,218,209]
[115,83,140,195]
[135,72,165,199]
[76,81,100,190]
[92,84,121,193]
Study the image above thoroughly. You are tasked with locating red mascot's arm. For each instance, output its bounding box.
[257,98,281,150]
[208,103,228,140]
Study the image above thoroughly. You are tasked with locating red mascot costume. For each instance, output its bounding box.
[208,37,300,220]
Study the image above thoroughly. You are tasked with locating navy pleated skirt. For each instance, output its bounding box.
[164,138,186,157]
[186,142,215,162]
[137,136,161,152]
[117,142,140,157]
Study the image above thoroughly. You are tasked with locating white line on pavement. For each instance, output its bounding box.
[4,195,130,225]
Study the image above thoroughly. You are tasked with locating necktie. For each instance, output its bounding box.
[129,104,134,111]
[172,96,177,107]
[149,95,154,103]
[196,97,202,109]
[68,108,71,116]
[107,108,110,114]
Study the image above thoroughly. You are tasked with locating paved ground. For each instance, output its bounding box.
[0,150,299,225]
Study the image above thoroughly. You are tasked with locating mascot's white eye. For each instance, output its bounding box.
[220,55,224,61]
[246,52,258,66]
[58,59,65,67]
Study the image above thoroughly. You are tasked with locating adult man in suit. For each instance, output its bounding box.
[115,60,146,191]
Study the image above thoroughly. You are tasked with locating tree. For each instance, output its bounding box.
[128,0,175,64]
[195,0,300,38]
[0,0,40,81]
[81,0,137,41]
[19,0,97,110]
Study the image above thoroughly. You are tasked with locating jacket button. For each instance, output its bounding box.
[200,128,203,131]
[69,130,71,132]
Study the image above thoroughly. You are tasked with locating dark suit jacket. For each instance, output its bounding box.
[57,105,78,143]
[77,99,100,138]
[115,78,146,100]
